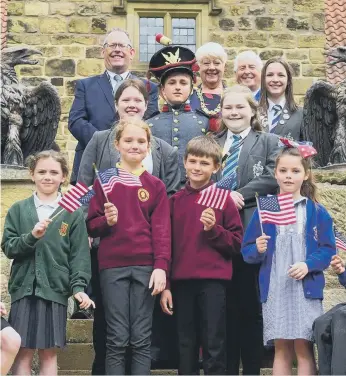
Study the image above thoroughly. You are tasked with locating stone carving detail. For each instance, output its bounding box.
[1,0,7,50]
[1,47,61,166]
[303,46,346,167]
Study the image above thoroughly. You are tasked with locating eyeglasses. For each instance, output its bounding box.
[104,43,132,50]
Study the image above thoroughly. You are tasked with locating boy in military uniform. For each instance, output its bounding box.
[147,42,209,186]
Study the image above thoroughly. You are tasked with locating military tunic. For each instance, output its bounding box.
[147,106,209,185]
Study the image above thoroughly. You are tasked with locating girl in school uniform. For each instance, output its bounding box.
[1,150,93,375]
[242,145,336,375]
[215,84,279,375]
[86,118,171,375]
[259,57,303,141]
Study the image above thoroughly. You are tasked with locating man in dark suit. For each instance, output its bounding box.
[68,28,159,183]
[234,51,263,101]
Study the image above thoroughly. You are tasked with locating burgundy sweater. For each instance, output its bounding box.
[168,182,244,287]
[87,170,171,271]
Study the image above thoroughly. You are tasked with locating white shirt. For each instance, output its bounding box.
[142,151,153,174]
[253,88,260,99]
[223,127,252,156]
[34,192,61,221]
[106,70,130,94]
[267,96,286,131]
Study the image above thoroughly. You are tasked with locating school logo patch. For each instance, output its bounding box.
[59,222,69,237]
[253,161,264,178]
[138,188,150,202]
[313,226,318,241]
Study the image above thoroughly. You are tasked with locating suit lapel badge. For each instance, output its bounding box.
[59,221,68,237]
[253,161,264,178]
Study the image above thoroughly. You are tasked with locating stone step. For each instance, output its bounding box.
[66,319,93,343]
[58,343,94,371]
[58,369,297,376]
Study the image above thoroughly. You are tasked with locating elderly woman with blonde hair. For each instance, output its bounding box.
[190,42,228,132]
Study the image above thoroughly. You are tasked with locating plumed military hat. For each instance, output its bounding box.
[147,34,199,84]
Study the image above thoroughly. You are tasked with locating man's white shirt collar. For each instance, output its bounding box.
[107,70,130,81]
[253,88,260,97]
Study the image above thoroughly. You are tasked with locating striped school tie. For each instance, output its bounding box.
[222,135,241,189]
[271,104,282,130]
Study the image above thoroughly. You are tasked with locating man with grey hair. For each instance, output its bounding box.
[234,50,263,101]
[68,28,159,183]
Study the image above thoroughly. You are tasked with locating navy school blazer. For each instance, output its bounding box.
[241,199,336,303]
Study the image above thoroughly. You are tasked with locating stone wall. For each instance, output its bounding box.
[7,0,326,167]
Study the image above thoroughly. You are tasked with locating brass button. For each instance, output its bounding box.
[148,123,153,127]
[173,119,179,124]
[201,128,206,133]
[198,121,203,124]
[193,115,197,119]
[155,117,159,120]
[174,111,179,116]
[173,137,179,141]
[173,146,178,150]
[173,127,178,132]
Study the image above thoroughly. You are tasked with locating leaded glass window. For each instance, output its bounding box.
[139,16,196,62]
[139,17,164,62]
[172,18,196,52]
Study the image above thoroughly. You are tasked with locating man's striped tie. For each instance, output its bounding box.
[271,104,282,130]
[222,135,241,189]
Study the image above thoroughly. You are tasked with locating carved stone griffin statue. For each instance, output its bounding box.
[303,46,346,167]
[1,47,61,166]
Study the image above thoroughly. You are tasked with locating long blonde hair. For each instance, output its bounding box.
[217,85,262,134]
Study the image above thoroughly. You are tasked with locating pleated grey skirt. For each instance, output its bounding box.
[8,296,67,349]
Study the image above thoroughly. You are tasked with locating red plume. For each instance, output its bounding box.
[155,34,172,46]
[192,63,199,72]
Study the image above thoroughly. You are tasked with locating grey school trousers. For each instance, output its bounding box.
[313,303,346,376]
[100,265,155,375]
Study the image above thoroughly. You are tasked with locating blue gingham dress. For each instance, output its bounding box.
[262,197,323,345]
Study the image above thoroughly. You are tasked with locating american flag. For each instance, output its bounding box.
[97,167,142,194]
[195,173,237,210]
[59,182,95,213]
[257,192,296,225]
[335,229,346,252]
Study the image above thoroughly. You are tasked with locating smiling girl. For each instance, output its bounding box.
[215,85,279,375]
[242,145,335,375]
[86,118,171,375]
[259,58,303,141]
[1,150,93,375]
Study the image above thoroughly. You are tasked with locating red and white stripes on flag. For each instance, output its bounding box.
[97,167,142,195]
[258,192,296,225]
[58,182,89,213]
[196,185,230,210]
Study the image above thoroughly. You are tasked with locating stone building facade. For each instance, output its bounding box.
[7,0,327,163]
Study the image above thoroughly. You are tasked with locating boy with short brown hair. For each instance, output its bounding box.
[161,136,243,375]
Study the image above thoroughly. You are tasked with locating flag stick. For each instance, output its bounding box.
[93,163,109,203]
[49,208,65,221]
[255,192,264,235]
